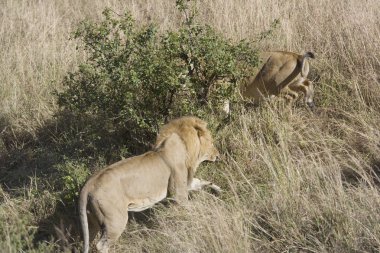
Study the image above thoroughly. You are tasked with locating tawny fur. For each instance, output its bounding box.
[240,51,315,108]
[78,116,219,253]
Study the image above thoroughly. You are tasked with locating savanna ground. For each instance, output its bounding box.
[1,0,380,252]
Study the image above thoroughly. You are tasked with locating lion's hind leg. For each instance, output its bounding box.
[96,211,128,253]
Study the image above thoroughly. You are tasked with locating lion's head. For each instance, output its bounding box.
[154,116,219,171]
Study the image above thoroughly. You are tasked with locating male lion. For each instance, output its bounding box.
[240,51,315,109]
[79,116,220,253]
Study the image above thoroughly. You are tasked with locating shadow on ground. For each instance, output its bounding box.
[0,111,154,190]
[0,111,156,251]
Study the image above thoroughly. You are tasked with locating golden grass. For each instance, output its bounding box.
[1,0,379,129]
[1,0,380,252]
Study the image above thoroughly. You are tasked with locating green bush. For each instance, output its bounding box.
[55,159,90,204]
[56,1,259,150]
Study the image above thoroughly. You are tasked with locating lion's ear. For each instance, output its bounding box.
[194,120,207,137]
[194,126,204,137]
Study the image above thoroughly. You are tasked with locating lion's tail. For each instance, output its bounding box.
[303,51,315,60]
[300,51,315,77]
[79,186,90,253]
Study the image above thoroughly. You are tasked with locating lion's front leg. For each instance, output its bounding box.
[189,178,222,195]
[167,167,189,204]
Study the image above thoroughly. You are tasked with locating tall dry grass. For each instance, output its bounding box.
[1,0,379,129]
[1,0,380,252]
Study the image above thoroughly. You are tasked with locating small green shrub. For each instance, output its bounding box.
[55,159,90,204]
[56,1,259,150]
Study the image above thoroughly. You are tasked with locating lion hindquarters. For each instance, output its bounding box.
[83,193,129,253]
[241,51,315,108]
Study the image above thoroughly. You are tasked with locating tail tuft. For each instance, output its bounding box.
[304,51,315,59]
